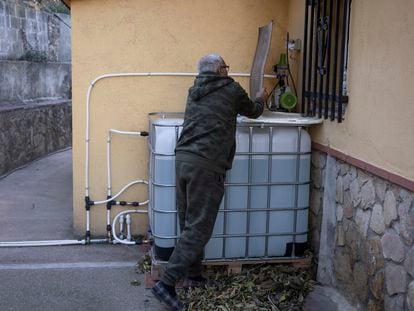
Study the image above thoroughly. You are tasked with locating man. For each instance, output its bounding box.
[152,54,268,310]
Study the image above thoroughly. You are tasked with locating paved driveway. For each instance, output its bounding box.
[0,150,162,311]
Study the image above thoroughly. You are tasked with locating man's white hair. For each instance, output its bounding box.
[197,54,224,74]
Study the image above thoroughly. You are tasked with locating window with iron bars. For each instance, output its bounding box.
[301,0,352,123]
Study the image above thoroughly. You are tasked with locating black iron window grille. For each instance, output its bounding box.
[301,0,352,123]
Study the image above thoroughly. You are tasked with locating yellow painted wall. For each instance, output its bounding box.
[71,0,289,236]
[287,0,304,104]
[288,0,414,181]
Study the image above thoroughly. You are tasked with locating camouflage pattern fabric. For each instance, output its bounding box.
[161,73,263,286]
[161,161,225,286]
[175,73,264,174]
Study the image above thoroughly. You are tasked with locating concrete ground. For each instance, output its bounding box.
[0,149,355,311]
[304,285,358,311]
[0,149,74,241]
[0,150,162,311]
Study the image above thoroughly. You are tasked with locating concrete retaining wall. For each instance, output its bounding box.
[0,60,71,103]
[0,0,71,62]
[0,100,72,176]
[0,0,71,103]
[311,151,414,311]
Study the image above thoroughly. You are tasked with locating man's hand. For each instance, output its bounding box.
[256,87,269,103]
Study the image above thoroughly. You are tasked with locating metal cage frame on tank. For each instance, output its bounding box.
[148,112,312,265]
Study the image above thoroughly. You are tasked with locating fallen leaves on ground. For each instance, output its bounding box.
[135,253,152,274]
[134,252,316,310]
[130,280,141,286]
[179,264,315,311]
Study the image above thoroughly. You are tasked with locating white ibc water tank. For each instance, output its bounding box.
[204,126,310,259]
[149,113,311,262]
[148,117,183,253]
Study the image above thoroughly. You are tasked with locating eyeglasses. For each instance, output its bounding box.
[221,65,229,70]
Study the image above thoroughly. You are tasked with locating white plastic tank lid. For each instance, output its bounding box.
[152,118,184,126]
[238,111,323,126]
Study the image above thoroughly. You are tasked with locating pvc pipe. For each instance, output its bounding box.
[109,129,144,136]
[86,211,90,232]
[106,209,111,235]
[112,210,148,245]
[126,214,132,241]
[119,214,125,240]
[105,131,113,238]
[85,71,276,198]
[106,134,111,196]
[93,180,149,205]
[106,129,144,196]
[105,129,146,236]
[0,239,107,248]
[85,71,276,238]
[0,240,85,245]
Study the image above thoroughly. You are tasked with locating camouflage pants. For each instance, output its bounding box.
[161,160,225,286]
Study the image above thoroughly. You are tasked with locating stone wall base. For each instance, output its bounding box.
[310,151,414,311]
[0,100,72,176]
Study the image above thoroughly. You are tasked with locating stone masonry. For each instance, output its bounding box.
[311,151,414,310]
[309,151,326,275]
[0,100,72,176]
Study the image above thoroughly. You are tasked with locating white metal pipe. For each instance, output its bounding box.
[112,210,148,245]
[126,214,132,241]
